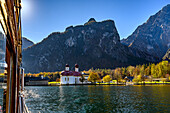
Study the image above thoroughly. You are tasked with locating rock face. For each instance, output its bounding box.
[22,37,34,50]
[162,48,170,61]
[22,19,148,73]
[121,4,170,60]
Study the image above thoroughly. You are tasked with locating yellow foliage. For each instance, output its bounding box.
[88,72,100,82]
[103,75,112,83]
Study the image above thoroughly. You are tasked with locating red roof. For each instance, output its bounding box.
[61,71,82,76]
[73,71,82,76]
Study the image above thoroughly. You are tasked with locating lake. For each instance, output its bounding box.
[23,85,170,113]
[1,85,170,112]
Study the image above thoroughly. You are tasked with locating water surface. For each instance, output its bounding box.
[24,85,170,112]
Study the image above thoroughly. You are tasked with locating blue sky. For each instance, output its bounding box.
[21,0,169,43]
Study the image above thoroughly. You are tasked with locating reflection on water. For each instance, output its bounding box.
[25,85,170,113]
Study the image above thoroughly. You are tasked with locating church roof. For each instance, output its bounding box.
[61,71,82,76]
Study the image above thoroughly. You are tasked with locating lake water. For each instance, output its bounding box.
[23,85,170,113]
[1,85,170,112]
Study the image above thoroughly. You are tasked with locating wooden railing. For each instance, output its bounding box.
[0,0,24,112]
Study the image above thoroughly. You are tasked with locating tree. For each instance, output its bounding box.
[121,67,126,78]
[127,66,135,76]
[56,78,60,82]
[162,61,169,77]
[103,75,112,83]
[151,63,156,77]
[140,65,145,76]
[44,73,48,77]
[79,75,85,84]
[133,75,142,82]
[114,68,122,84]
[88,72,100,83]
[96,78,102,84]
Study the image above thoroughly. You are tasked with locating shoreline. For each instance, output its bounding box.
[24,82,170,86]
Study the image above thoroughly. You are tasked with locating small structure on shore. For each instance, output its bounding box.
[24,76,49,86]
[60,64,82,85]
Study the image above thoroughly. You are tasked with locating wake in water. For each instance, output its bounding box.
[23,89,40,99]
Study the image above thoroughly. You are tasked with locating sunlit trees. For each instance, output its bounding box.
[133,75,142,82]
[127,66,135,76]
[103,75,112,83]
[121,67,126,78]
[114,68,122,84]
[162,61,169,77]
[151,64,156,77]
[96,78,102,84]
[24,61,170,84]
[88,72,100,83]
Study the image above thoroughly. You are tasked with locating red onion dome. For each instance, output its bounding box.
[65,64,69,67]
[75,64,79,68]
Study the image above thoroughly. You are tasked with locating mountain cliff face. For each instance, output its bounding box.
[163,48,170,61]
[22,37,34,50]
[22,18,148,73]
[121,4,170,59]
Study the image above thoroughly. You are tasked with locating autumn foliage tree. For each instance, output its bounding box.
[103,75,112,83]
[88,72,100,83]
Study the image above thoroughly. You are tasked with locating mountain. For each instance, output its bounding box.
[121,4,170,60]
[22,18,148,73]
[22,37,34,50]
[162,48,170,61]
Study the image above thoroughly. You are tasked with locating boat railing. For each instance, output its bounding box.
[18,67,30,113]
[19,91,29,113]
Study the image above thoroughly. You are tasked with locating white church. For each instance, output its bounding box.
[60,64,82,85]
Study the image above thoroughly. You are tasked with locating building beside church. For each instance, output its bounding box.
[60,64,82,85]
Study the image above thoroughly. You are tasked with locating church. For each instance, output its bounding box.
[60,64,82,85]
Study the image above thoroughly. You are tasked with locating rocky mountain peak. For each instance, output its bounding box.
[22,37,34,50]
[121,4,170,60]
[161,4,170,13]
[84,18,97,25]
[88,18,96,22]
[22,19,148,73]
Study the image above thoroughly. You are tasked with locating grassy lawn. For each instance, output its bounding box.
[138,81,170,84]
[48,81,60,85]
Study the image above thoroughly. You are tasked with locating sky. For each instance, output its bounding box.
[21,0,169,43]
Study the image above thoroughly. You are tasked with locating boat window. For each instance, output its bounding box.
[0,24,7,109]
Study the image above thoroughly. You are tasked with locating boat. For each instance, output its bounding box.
[0,0,29,112]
